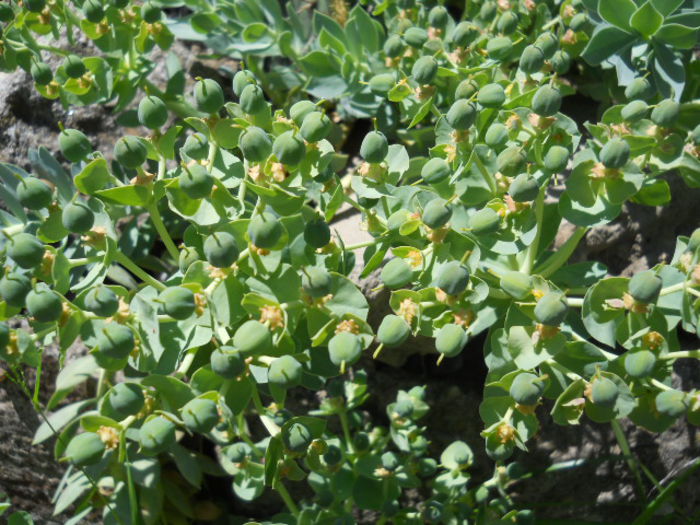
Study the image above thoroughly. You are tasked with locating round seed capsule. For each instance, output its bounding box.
[452,22,479,47]
[181,398,219,433]
[469,207,501,234]
[108,382,145,418]
[267,355,303,388]
[509,173,539,202]
[509,373,544,405]
[485,123,508,149]
[534,292,568,326]
[531,85,561,117]
[544,145,569,172]
[446,100,477,130]
[8,233,45,269]
[179,163,214,200]
[412,56,438,85]
[159,286,195,320]
[404,27,428,48]
[233,320,272,355]
[360,131,389,164]
[599,138,630,169]
[328,331,362,367]
[289,101,317,126]
[377,314,411,347]
[114,136,148,169]
[210,346,245,379]
[138,95,168,130]
[239,84,267,115]
[84,286,119,317]
[63,54,86,79]
[381,258,413,289]
[651,99,680,128]
[624,350,656,379]
[303,217,331,248]
[436,261,470,295]
[300,112,331,143]
[232,70,257,97]
[655,389,687,418]
[239,126,272,163]
[0,272,32,308]
[302,267,332,298]
[17,177,52,210]
[628,270,662,304]
[435,324,466,357]
[61,201,95,233]
[194,79,224,114]
[422,198,452,229]
[625,77,654,101]
[65,432,105,466]
[139,416,176,455]
[30,61,53,86]
[519,45,545,74]
[59,129,92,163]
[248,212,282,249]
[203,232,239,268]
[477,83,506,108]
[97,323,134,360]
[182,133,209,160]
[272,130,306,166]
[421,157,451,184]
[590,377,618,408]
[26,284,62,322]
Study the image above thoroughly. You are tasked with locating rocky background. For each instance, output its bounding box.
[1,46,700,524]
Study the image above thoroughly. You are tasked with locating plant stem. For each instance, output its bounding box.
[521,187,546,275]
[113,251,166,291]
[566,297,584,308]
[275,480,299,517]
[659,281,686,296]
[146,202,179,261]
[611,419,645,499]
[534,226,587,278]
[660,350,700,360]
[338,408,353,453]
[174,348,197,378]
[343,239,377,251]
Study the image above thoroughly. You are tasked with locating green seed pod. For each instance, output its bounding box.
[651,99,680,128]
[550,50,571,74]
[532,85,561,117]
[248,212,282,249]
[599,138,630,169]
[510,373,545,405]
[470,207,501,234]
[446,100,477,130]
[0,3,14,21]
[404,27,428,48]
[352,431,370,452]
[268,355,303,388]
[436,261,470,295]
[24,0,46,12]
[233,320,272,356]
[377,314,411,347]
[360,131,389,164]
[83,0,104,22]
[544,145,569,172]
[179,163,214,200]
[232,70,256,97]
[137,96,168,130]
[63,54,86,79]
[486,36,512,60]
[381,451,400,471]
[519,45,545,74]
[17,177,52,210]
[323,444,343,466]
[497,11,519,35]
[455,79,479,99]
[272,130,305,166]
[284,422,312,453]
[203,232,239,268]
[65,432,105,466]
[194,79,224,114]
[112,0,129,8]
[485,123,508,148]
[534,292,568,326]
[239,83,266,115]
[239,126,272,163]
[428,5,448,29]
[570,12,589,31]
[289,101,317,126]
[303,217,331,248]
[159,286,195,320]
[181,398,219,433]
[422,198,452,229]
[477,83,506,108]
[141,2,161,23]
[0,272,31,308]
[381,258,413,289]
[108,382,145,418]
[139,416,176,455]
[621,100,649,122]
[499,271,532,300]
[624,77,653,101]
[422,157,451,184]
[624,350,656,379]
[328,331,362,367]
[26,284,62,323]
[497,146,526,176]
[182,133,209,160]
[435,324,466,357]
[61,201,94,233]
[384,34,405,57]
[412,56,438,85]
[84,286,119,317]
[59,129,92,162]
[300,112,332,143]
[30,61,53,86]
[655,389,687,418]
[509,173,539,202]
[628,270,662,304]
[535,32,558,59]
[302,267,332,298]
[452,22,479,47]
[8,233,45,269]
[369,73,395,95]
[479,0,496,20]
[210,346,245,378]
[97,323,134,360]
[114,136,147,169]
[590,377,618,408]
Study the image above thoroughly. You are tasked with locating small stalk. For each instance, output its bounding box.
[113,251,166,291]
[534,226,587,278]
[659,281,686,296]
[338,408,354,454]
[611,419,645,499]
[659,350,700,360]
[275,480,299,517]
[146,202,179,262]
[521,186,546,275]
[566,297,584,308]
[343,239,377,251]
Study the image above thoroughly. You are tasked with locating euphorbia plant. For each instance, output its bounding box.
[0,0,700,523]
